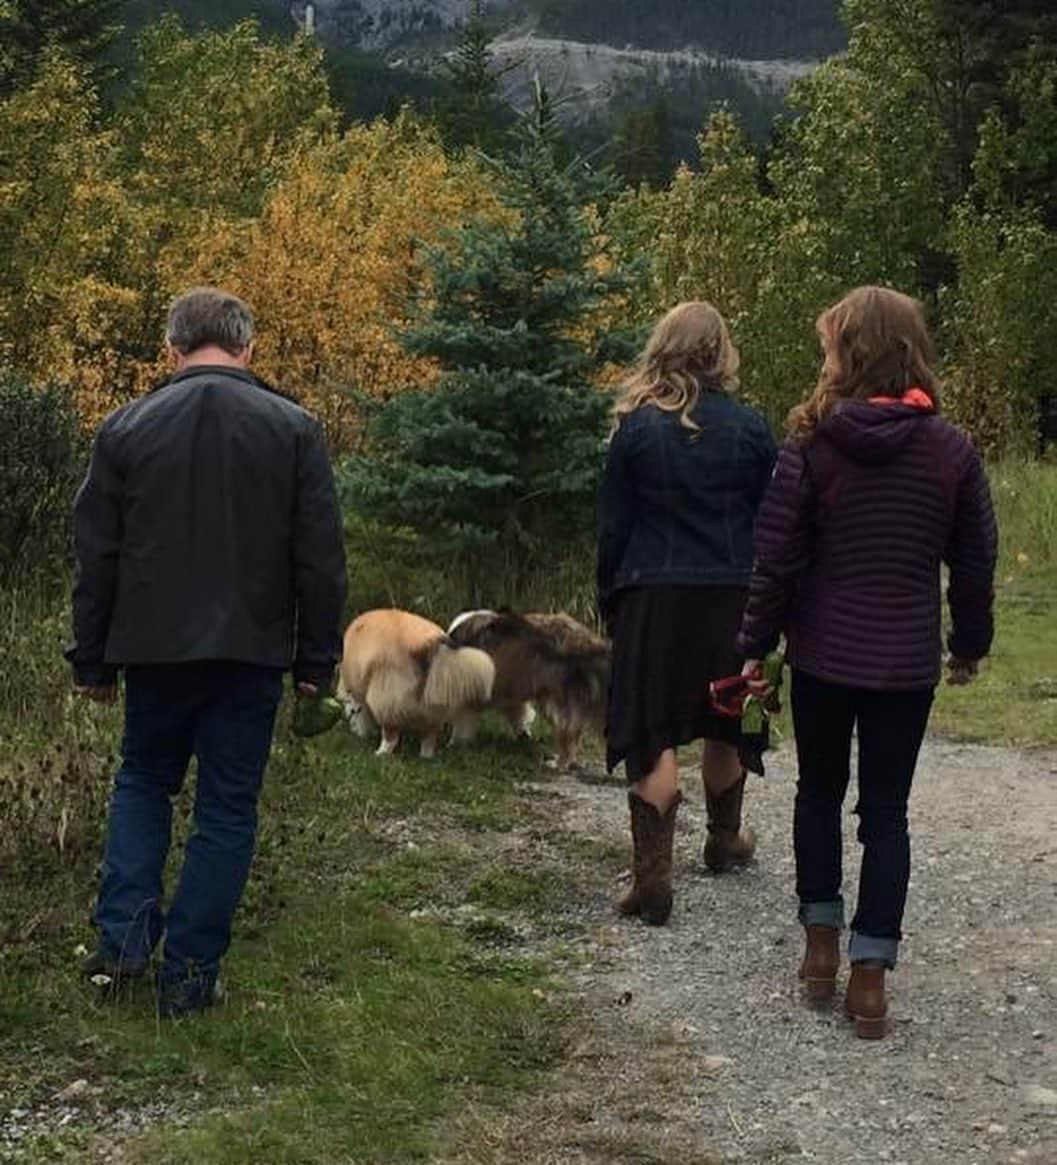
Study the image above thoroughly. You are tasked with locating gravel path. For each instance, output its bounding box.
[459,740,1057,1165]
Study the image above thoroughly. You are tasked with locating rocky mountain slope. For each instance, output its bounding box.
[293,0,843,122]
[489,33,818,119]
[297,0,843,60]
[294,0,512,50]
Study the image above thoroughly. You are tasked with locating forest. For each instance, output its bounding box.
[1,0,1055,708]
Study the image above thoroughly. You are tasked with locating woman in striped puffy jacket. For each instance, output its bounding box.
[737,286,997,1039]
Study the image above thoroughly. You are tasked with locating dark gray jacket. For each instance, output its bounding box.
[67,366,346,688]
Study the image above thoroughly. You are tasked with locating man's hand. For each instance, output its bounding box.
[75,684,118,705]
[947,657,978,686]
[296,682,319,698]
[741,659,773,699]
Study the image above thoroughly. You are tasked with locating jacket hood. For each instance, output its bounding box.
[819,399,934,464]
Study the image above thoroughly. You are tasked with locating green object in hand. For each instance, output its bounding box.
[740,650,784,739]
[762,650,785,694]
[741,696,765,736]
[292,692,344,738]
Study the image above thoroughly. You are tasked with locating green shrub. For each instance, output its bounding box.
[0,582,116,863]
[0,374,86,585]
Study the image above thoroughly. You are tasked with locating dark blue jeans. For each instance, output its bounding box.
[791,669,934,969]
[95,663,283,1000]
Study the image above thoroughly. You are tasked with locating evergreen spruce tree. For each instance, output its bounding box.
[612,99,674,188]
[1,0,123,94]
[344,90,636,603]
[435,0,511,153]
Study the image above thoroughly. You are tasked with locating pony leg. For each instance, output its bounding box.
[450,712,479,745]
[376,727,400,756]
[516,703,537,737]
[503,703,536,738]
[347,702,377,739]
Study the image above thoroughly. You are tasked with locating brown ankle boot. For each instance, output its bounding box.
[702,774,756,873]
[798,925,840,1001]
[616,792,682,926]
[845,962,888,1039]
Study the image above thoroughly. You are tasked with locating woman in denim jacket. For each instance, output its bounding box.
[598,302,777,926]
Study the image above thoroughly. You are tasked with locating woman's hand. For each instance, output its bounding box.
[947,657,978,686]
[741,659,773,698]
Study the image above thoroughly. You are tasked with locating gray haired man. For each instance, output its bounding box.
[68,287,346,1016]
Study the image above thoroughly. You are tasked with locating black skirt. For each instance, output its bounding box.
[606,584,747,782]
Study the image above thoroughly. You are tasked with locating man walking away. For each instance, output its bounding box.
[68,287,346,1017]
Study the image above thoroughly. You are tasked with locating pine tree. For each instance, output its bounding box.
[612,99,674,189]
[435,0,510,153]
[343,91,636,603]
[0,0,123,95]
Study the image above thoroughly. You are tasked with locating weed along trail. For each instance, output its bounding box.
[436,740,1057,1165]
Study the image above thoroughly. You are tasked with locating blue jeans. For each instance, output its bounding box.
[791,670,934,969]
[95,663,283,1002]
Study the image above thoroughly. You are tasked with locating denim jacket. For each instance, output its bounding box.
[597,392,777,619]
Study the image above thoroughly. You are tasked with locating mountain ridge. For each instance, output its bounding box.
[118,1,846,161]
[297,0,844,59]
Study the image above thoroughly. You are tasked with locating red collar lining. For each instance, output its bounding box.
[867,387,934,411]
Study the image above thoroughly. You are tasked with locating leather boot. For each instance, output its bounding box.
[617,792,683,926]
[702,773,756,873]
[845,962,888,1040]
[798,925,840,1001]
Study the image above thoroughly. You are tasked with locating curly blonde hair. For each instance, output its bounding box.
[616,301,740,432]
[788,286,940,440]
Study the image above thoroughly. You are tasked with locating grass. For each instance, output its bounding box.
[0,457,1053,1162]
[931,460,1057,746]
[0,727,566,1164]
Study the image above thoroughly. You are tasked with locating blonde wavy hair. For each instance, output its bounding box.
[615,301,740,432]
[788,286,940,440]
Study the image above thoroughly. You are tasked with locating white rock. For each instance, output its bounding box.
[1021,1084,1057,1108]
[54,1079,89,1102]
[700,1055,733,1076]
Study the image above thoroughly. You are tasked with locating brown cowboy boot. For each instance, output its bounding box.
[702,773,756,873]
[798,925,840,1001]
[845,962,888,1039]
[617,792,683,926]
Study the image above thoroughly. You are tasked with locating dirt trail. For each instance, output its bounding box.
[443,740,1057,1165]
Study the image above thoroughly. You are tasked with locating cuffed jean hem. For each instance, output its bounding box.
[849,930,899,970]
[798,899,845,930]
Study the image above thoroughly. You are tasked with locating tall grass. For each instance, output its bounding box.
[933,459,1057,744]
[344,510,599,627]
[0,577,116,863]
[990,458,1057,579]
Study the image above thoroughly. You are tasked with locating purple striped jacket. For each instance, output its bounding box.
[737,401,997,690]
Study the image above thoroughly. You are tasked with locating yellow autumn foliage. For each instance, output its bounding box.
[0,51,137,422]
[0,23,500,448]
[214,117,500,448]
